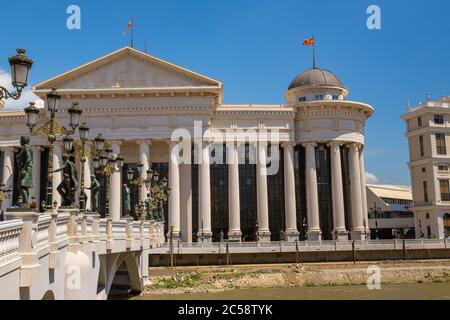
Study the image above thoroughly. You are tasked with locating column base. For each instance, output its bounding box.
[350,230,367,241]
[257,230,271,242]
[333,229,350,241]
[197,232,213,243]
[228,231,242,242]
[307,230,322,241]
[285,230,300,242]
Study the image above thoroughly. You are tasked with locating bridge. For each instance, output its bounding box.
[0,208,165,300]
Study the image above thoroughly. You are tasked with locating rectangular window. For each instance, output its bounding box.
[434,115,445,125]
[315,95,324,101]
[422,167,426,173]
[438,164,449,172]
[440,180,450,201]
[419,135,425,157]
[423,181,429,203]
[332,95,339,100]
[299,97,306,102]
[418,117,423,128]
[436,133,447,155]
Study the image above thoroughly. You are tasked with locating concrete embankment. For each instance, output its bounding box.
[140,260,450,296]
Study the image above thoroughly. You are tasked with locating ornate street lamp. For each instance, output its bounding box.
[78,123,90,214]
[0,49,33,101]
[24,91,83,212]
[94,134,105,152]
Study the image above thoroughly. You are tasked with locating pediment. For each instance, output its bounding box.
[33,47,222,91]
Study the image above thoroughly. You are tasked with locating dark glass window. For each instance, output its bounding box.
[294,146,307,240]
[299,97,306,102]
[436,133,447,155]
[438,165,449,172]
[418,117,423,128]
[440,180,450,202]
[211,144,229,241]
[422,167,426,173]
[419,135,425,157]
[341,146,352,233]
[240,144,257,242]
[423,180,429,203]
[315,95,324,101]
[434,115,445,125]
[192,161,199,242]
[316,145,334,240]
[268,145,285,241]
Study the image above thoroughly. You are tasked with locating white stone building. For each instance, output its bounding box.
[0,47,374,243]
[402,97,450,239]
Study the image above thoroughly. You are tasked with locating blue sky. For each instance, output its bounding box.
[1,0,449,186]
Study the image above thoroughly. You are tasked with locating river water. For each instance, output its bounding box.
[132,282,450,300]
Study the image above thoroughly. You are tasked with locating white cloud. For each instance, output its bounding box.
[0,68,44,109]
[365,172,379,184]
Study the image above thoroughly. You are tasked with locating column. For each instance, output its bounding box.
[30,146,41,206]
[257,142,271,242]
[359,146,370,236]
[198,141,212,242]
[304,142,322,241]
[53,143,63,208]
[138,141,150,204]
[1,147,15,210]
[168,141,181,240]
[180,162,192,243]
[228,139,242,242]
[109,142,121,220]
[329,142,348,240]
[283,142,299,241]
[83,142,92,212]
[349,143,365,240]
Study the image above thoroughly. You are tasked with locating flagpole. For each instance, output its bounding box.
[312,35,316,69]
[131,18,134,48]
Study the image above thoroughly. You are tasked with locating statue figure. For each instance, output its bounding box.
[16,136,33,206]
[157,199,165,222]
[87,175,100,213]
[122,184,131,217]
[53,154,78,207]
[144,192,153,220]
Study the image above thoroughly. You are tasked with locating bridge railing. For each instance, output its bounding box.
[0,220,23,269]
[154,239,449,254]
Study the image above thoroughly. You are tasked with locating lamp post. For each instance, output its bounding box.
[370,202,382,240]
[78,123,90,214]
[24,91,83,212]
[92,134,123,218]
[0,49,33,102]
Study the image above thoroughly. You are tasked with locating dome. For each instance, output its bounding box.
[288,67,344,90]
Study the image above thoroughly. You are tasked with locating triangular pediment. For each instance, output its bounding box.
[33,47,222,91]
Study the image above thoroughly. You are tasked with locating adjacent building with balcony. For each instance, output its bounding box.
[367,184,415,239]
[402,96,450,239]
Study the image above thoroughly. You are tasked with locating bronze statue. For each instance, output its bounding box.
[157,199,165,222]
[16,136,33,206]
[144,192,153,220]
[122,184,131,217]
[87,175,100,213]
[53,154,78,207]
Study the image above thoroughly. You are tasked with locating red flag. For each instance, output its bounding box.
[123,19,133,36]
[303,37,315,46]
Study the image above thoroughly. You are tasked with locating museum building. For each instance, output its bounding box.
[0,47,374,243]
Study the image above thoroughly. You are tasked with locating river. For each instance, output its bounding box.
[131,282,450,300]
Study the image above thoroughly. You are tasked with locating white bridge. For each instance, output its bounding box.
[0,208,165,300]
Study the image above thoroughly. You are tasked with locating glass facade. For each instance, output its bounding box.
[294,146,307,240]
[316,145,334,240]
[239,144,258,242]
[210,144,229,241]
[341,146,353,233]
[268,145,285,241]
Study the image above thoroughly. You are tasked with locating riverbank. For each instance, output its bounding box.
[136,260,450,298]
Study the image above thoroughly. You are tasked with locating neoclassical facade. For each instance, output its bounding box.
[0,47,374,243]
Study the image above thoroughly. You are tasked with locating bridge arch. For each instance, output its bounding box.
[42,290,55,300]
